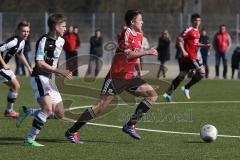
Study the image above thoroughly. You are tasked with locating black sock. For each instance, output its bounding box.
[185,72,203,89]
[69,107,96,133]
[167,75,184,95]
[32,118,44,130]
[127,99,151,126]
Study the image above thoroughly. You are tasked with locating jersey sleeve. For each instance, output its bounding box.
[178,28,192,42]
[0,38,18,52]
[122,29,132,53]
[17,40,25,54]
[36,37,46,61]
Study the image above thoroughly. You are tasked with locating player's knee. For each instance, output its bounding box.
[13,83,20,92]
[148,95,158,103]
[55,111,64,119]
[197,70,205,78]
[43,107,52,115]
[146,91,158,103]
[179,72,187,79]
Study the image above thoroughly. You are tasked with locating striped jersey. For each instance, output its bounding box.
[32,34,65,77]
[0,36,25,66]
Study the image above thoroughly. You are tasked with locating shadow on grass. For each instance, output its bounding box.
[184,141,206,144]
[0,137,66,146]
[0,136,131,145]
[82,139,131,145]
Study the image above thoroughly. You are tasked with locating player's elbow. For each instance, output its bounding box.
[36,61,45,69]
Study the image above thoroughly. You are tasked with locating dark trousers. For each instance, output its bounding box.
[66,51,79,76]
[201,53,209,78]
[87,55,100,76]
[157,61,167,78]
[215,51,228,79]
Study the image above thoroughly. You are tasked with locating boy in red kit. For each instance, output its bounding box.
[65,9,158,143]
[163,13,211,102]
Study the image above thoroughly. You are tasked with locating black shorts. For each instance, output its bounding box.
[101,78,147,95]
[179,59,202,72]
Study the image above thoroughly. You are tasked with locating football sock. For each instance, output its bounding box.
[127,99,151,126]
[26,108,41,116]
[26,111,47,141]
[69,107,96,133]
[6,90,18,112]
[167,75,184,95]
[185,72,203,89]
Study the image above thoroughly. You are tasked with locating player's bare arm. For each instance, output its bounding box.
[178,40,188,57]
[36,60,72,80]
[17,52,32,75]
[127,48,158,60]
[0,52,10,69]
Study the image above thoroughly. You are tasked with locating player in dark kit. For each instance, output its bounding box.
[0,21,32,118]
[163,13,211,102]
[65,9,158,143]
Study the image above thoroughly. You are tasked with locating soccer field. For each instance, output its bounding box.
[0,77,240,160]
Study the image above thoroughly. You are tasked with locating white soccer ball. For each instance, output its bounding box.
[200,124,218,143]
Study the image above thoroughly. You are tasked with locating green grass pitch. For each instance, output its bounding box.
[0,77,240,160]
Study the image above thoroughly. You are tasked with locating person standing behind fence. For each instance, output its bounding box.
[86,29,103,77]
[213,24,231,79]
[157,30,171,78]
[63,26,80,76]
[231,46,240,79]
[199,29,210,78]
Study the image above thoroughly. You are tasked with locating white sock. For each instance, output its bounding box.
[6,91,18,112]
[26,108,41,116]
[26,127,40,141]
[26,111,47,141]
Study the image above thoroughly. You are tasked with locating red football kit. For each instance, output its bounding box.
[178,27,200,61]
[106,27,142,79]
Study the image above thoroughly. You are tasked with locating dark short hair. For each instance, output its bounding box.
[95,29,101,33]
[48,13,67,31]
[125,9,142,26]
[17,20,30,30]
[220,24,226,28]
[191,13,201,21]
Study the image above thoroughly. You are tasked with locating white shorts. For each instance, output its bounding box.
[0,69,16,83]
[31,75,62,104]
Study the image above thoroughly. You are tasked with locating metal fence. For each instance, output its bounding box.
[0,12,239,45]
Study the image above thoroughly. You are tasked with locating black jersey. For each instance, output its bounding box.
[32,34,65,77]
[0,36,25,65]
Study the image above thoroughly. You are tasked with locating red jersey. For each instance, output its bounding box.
[63,33,79,52]
[178,27,200,61]
[106,28,142,79]
[214,31,230,53]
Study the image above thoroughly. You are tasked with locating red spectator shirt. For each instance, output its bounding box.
[106,28,142,79]
[214,31,229,53]
[178,27,200,61]
[63,33,79,52]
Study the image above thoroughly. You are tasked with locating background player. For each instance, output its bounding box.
[65,9,158,143]
[0,21,32,118]
[18,14,72,146]
[163,13,211,102]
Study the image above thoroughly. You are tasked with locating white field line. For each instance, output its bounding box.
[66,100,240,111]
[62,117,240,139]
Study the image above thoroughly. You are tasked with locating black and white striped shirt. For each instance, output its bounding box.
[32,34,65,77]
[0,36,25,65]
